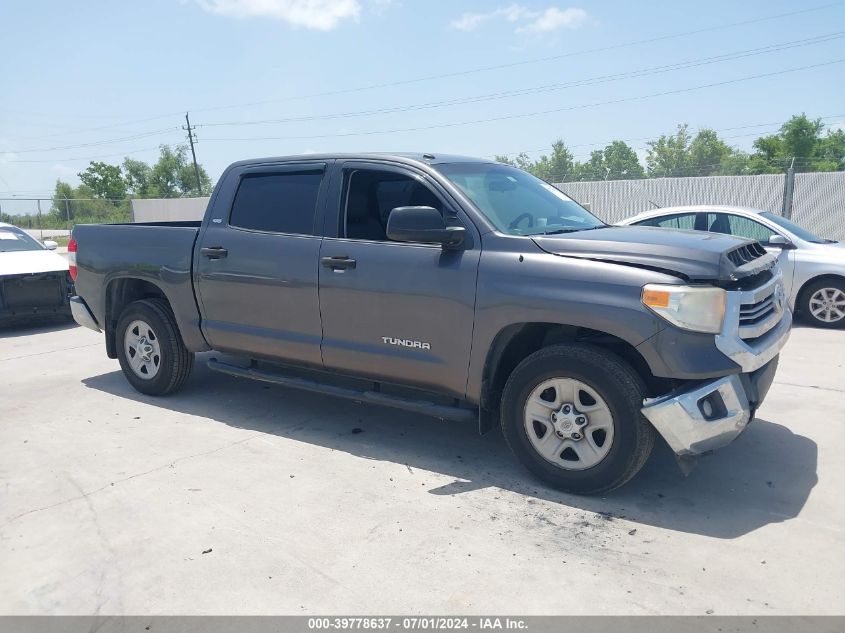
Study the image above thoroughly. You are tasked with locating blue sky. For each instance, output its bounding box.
[1,0,843,212]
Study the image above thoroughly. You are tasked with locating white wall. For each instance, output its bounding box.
[130,197,210,223]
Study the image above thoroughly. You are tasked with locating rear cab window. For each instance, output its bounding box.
[229,171,324,234]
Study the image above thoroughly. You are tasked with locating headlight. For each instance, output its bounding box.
[642,284,726,334]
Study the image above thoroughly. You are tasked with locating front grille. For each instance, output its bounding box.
[740,295,776,327]
[737,281,782,340]
[727,242,767,267]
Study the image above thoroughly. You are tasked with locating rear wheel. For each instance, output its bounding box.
[500,343,655,495]
[801,279,845,329]
[116,298,194,395]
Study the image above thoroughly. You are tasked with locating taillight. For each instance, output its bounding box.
[68,237,78,281]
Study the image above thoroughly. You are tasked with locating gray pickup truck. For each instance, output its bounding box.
[70,153,792,494]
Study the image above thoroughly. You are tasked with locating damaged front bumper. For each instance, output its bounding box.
[642,357,779,457]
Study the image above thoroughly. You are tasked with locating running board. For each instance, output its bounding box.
[207,358,477,423]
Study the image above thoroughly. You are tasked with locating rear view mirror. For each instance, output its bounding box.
[43,240,58,250]
[386,206,465,247]
[488,178,517,192]
[768,234,795,249]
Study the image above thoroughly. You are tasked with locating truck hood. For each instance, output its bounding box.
[0,249,69,276]
[531,226,776,282]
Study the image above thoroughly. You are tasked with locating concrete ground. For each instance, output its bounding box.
[0,322,842,615]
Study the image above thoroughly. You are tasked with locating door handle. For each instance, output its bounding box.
[201,246,228,259]
[321,255,356,270]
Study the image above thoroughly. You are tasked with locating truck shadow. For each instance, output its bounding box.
[0,318,77,337]
[83,356,818,540]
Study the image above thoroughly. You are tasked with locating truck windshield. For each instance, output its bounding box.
[0,227,45,252]
[435,163,604,236]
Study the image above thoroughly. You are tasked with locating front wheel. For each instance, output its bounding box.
[500,343,655,495]
[116,298,194,395]
[801,278,845,329]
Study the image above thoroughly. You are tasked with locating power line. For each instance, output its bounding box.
[201,59,845,143]
[11,29,841,156]
[7,128,180,155]
[4,1,840,141]
[195,32,845,129]
[183,1,845,116]
[12,29,840,155]
[2,144,172,164]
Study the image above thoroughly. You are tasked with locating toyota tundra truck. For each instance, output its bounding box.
[69,153,792,494]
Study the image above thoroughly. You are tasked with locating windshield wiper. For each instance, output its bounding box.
[543,225,607,235]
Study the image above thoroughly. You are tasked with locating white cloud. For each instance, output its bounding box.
[450,5,587,33]
[195,0,363,30]
[450,4,529,31]
[518,7,587,32]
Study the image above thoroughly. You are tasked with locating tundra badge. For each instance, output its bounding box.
[382,337,431,350]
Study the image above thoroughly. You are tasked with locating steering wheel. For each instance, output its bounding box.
[509,213,534,230]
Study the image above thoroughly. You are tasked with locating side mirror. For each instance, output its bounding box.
[386,206,465,247]
[767,234,794,249]
[43,240,58,250]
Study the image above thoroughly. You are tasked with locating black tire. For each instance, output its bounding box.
[799,278,845,329]
[500,343,655,495]
[116,298,194,395]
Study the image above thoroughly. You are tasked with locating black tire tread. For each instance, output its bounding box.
[117,298,194,395]
[500,343,655,494]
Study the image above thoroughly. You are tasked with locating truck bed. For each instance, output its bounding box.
[72,222,205,350]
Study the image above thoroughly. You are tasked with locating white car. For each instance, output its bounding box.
[618,205,845,328]
[0,222,72,323]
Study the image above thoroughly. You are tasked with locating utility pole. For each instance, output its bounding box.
[183,112,203,196]
[782,156,796,220]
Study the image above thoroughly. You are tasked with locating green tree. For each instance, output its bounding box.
[494,152,535,172]
[646,124,692,177]
[122,158,153,197]
[49,180,77,220]
[149,145,212,196]
[688,129,733,176]
[47,179,130,225]
[574,149,607,181]
[816,128,845,171]
[752,114,845,172]
[78,161,127,199]
[576,141,644,181]
[532,140,576,182]
[495,141,576,182]
[603,140,645,180]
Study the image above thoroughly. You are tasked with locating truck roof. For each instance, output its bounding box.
[226,152,496,170]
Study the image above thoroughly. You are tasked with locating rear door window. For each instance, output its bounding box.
[229,171,323,234]
[637,213,698,230]
[706,213,775,243]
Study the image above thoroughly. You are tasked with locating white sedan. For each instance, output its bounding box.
[618,205,845,329]
[0,222,73,323]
